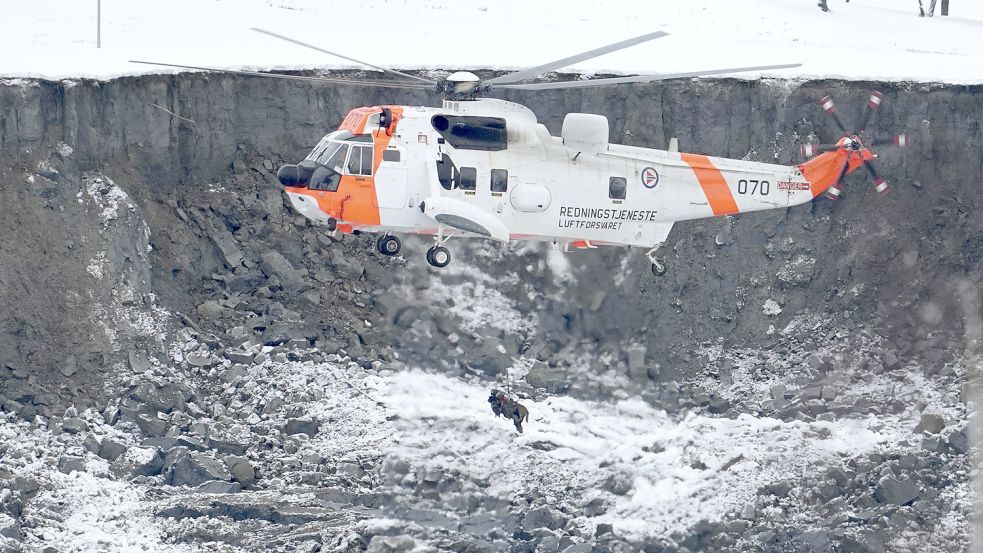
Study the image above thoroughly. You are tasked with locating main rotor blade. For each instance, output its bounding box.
[484,31,670,85]
[251,28,437,85]
[129,60,436,89]
[494,64,802,90]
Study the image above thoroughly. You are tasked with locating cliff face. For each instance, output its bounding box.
[0,74,980,384]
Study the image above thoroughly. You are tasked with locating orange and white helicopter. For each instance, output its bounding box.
[135,30,907,275]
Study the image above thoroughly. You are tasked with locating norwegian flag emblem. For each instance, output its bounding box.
[641,167,660,189]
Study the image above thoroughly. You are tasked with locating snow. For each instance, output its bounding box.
[2,0,982,84]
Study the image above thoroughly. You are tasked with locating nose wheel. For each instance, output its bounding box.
[376,234,401,256]
[426,246,451,268]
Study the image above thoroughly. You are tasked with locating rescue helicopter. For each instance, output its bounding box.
[133,30,907,275]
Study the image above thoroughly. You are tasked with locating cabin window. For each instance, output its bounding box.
[430,115,507,151]
[383,149,401,162]
[609,176,627,200]
[436,153,457,190]
[490,169,508,193]
[345,145,373,176]
[459,167,477,191]
[346,147,361,174]
[359,147,373,175]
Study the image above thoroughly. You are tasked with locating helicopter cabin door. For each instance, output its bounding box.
[376,144,408,209]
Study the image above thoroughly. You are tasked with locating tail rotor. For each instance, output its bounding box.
[801,91,909,200]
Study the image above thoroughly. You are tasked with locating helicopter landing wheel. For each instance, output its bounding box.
[377,234,401,256]
[426,246,451,268]
[651,260,667,277]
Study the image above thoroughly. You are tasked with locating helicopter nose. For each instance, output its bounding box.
[277,164,301,187]
[277,161,317,188]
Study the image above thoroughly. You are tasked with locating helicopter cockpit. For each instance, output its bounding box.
[277,130,375,190]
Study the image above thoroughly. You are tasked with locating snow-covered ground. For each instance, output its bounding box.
[2,0,982,83]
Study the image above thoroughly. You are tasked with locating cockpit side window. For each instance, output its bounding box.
[325,144,350,173]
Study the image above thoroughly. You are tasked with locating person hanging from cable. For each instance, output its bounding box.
[487,388,529,433]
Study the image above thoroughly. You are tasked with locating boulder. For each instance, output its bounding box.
[128,351,151,373]
[168,451,233,486]
[948,428,969,454]
[194,480,241,494]
[523,506,563,531]
[260,251,308,293]
[98,438,128,462]
[60,418,88,434]
[874,476,919,505]
[60,354,79,377]
[283,417,319,437]
[525,362,569,394]
[225,455,256,487]
[0,513,22,541]
[57,455,87,474]
[112,446,164,478]
[914,412,945,434]
[367,535,416,553]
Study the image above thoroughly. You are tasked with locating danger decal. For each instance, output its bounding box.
[777,181,811,191]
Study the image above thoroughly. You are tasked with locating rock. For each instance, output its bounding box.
[135,414,168,437]
[82,434,101,454]
[820,386,837,401]
[194,480,241,494]
[914,412,945,434]
[225,455,256,487]
[196,300,225,320]
[626,345,646,373]
[224,350,255,365]
[525,362,569,394]
[112,446,164,478]
[10,477,39,495]
[169,451,233,486]
[260,250,308,293]
[210,229,244,269]
[523,506,562,531]
[948,428,969,454]
[602,473,633,496]
[776,255,816,288]
[227,271,266,294]
[329,250,364,281]
[0,513,22,541]
[770,385,787,400]
[99,438,128,462]
[58,455,87,474]
[60,417,88,434]
[874,476,919,505]
[561,545,593,553]
[128,351,151,373]
[283,417,319,437]
[596,522,614,537]
[186,354,215,368]
[766,480,793,498]
[463,337,510,377]
[60,354,79,377]
[881,350,901,371]
[367,535,416,553]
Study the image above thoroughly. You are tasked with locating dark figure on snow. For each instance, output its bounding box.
[488,389,530,433]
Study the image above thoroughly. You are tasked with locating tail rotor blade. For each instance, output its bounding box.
[825,160,850,200]
[871,133,909,148]
[857,90,883,135]
[863,159,890,195]
[819,95,850,137]
[800,143,839,157]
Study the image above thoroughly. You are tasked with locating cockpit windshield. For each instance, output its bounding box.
[303,132,375,190]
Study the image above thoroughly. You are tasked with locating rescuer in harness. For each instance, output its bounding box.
[488,389,529,433]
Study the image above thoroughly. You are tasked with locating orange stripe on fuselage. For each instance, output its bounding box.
[680,153,740,216]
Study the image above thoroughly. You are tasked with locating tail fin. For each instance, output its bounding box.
[798,148,871,198]
[799,150,849,198]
